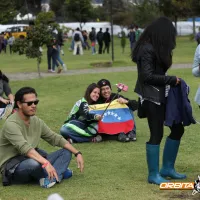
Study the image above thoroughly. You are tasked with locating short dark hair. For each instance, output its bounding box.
[84,83,100,104]
[14,87,37,108]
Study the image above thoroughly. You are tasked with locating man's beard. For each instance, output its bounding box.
[22,110,36,117]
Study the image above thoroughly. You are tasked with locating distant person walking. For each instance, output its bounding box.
[72,28,84,55]
[89,27,96,55]
[128,27,136,50]
[135,25,141,42]
[82,30,90,50]
[103,28,111,54]
[7,33,15,54]
[96,28,104,54]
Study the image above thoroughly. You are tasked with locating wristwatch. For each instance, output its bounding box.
[74,151,82,157]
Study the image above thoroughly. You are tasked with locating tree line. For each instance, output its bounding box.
[0,0,200,30]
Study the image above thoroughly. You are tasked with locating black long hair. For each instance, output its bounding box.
[0,70,9,83]
[84,83,100,104]
[132,17,176,71]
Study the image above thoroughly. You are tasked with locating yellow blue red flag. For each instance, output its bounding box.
[89,100,134,134]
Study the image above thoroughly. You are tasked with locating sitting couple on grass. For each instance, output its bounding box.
[60,79,138,143]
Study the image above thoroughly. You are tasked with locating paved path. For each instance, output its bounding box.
[7,63,192,81]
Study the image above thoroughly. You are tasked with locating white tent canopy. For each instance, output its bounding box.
[14,13,36,21]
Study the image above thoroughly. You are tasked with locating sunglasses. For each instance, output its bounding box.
[21,100,39,106]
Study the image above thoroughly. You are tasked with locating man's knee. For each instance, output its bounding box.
[63,149,72,159]
[25,159,41,170]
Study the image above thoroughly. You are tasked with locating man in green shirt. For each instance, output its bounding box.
[0,87,84,188]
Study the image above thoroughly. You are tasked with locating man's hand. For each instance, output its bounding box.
[117,97,128,104]
[95,114,102,121]
[76,154,84,172]
[45,162,59,181]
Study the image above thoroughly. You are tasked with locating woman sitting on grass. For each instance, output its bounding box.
[0,70,14,119]
[60,83,102,143]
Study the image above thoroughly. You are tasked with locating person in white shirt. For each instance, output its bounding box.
[72,28,84,55]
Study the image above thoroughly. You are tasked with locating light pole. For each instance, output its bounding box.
[110,0,114,62]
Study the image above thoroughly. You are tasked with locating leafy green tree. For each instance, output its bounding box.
[0,1,16,24]
[12,11,57,77]
[113,12,133,29]
[132,0,162,28]
[65,0,93,29]
[159,0,200,34]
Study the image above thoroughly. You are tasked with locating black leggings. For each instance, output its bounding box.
[142,100,184,145]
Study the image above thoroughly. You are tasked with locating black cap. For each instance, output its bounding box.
[97,79,111,89]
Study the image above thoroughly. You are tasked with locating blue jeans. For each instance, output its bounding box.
[61,126,93,142]
[55,46,64,66]
[91,46,96,54]
[60,120,97,143]
[130,110,136,135]
[12,149,72,184]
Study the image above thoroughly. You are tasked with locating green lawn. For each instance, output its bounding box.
[0,69,199,200]
[0,36,197,74]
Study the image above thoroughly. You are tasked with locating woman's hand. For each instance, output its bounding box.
[0,97,10,104]
[176,77,181,85]
[117,97,128,104]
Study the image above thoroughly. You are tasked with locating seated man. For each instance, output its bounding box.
[0,87,84,188]
[97,79,138,142]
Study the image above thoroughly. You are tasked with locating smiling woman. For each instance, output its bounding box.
[60,83,103,143]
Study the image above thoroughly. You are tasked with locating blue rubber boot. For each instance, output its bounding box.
[160,137,186,179]
[146,143,169,185]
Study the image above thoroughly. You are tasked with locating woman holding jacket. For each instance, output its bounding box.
[132,17,186,185]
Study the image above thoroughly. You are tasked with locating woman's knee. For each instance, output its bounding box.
[60,126,70,138]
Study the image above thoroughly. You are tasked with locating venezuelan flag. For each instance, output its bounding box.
[89,100,134,135]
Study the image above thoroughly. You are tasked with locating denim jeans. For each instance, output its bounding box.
[91,46,96,54]
[55,46,64,66]
[52,49,59,71]
[130,110,136,135]
[195,87,200,105]
[60,121,94,143]
[12,149,72,184]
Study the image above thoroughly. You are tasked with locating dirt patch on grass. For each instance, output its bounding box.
[91,62,112,67]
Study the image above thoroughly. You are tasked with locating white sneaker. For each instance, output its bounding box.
[92,135,102,142]
[39,177,56,188]
[62,64,67,72]
[61,49,64,56]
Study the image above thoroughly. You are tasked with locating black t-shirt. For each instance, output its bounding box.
[96,93,138,111]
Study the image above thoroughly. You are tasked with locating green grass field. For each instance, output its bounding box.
[0,36,197,74]
[0,68,199,200]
